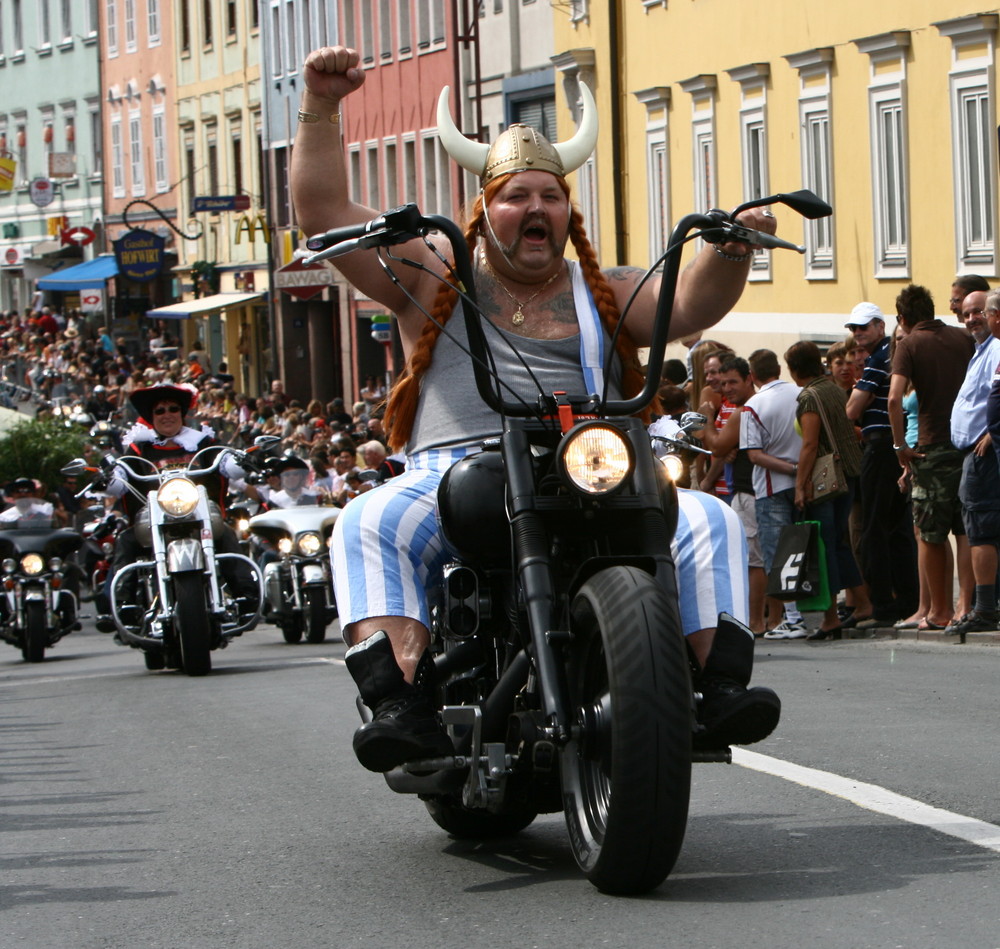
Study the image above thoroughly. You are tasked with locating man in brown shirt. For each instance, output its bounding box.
[889,284,974,628]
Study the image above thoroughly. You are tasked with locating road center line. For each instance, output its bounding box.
[733,747,1000,853]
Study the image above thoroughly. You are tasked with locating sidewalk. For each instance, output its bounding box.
[799,612,1000,645]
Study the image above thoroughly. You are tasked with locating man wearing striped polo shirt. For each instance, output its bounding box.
[845,302,919,628]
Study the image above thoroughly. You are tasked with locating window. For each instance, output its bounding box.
[203,0,213,46]
[231,131,243,199]
[12,0,23,54]
[341,0,355,50]
[398,4,410,55]
[61,106,76,158]
[284,0,296,73]
[110,113,124,197]
[936,15,999,275]
[402,135,416,202]
[512,96,557,139]
[379,0,391,60]
[86,98,101,177]
[40,107,54,169]
[128,108,144,195]
[60,0,72,42]
[635,87,671,265]
[416,0,444,50]
[383,139,398,207]
[124,0,136,51]
[366,141,379,207]
[148,0,160,45]
[39,0,51,48]
[227,0,237,36]
[870,91,908,274]
[179,0,190,52]
[361,0,374,64]
[152,104,168,192]
[422,138,452,218]
[106,0,117,56]
[14,115,27,183]
[206,127,218,195]
[270,1,282,77]
[85,0,98,37]
[184,131,196,208]
[273,146,290,227]
[348,144,362,204]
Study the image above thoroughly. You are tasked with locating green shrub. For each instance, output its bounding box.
[0,416,88,494]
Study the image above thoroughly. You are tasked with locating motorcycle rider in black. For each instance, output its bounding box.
[97,383,258,630]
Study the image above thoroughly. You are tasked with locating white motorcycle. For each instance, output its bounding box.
[63,441,271,675]
[248,505,340,644]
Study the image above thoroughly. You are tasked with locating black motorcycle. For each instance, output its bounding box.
[304,190,831,893]
[0,516,82,662]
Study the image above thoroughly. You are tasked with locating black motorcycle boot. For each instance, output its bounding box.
[345,630,452,773]
[693,612,781,750]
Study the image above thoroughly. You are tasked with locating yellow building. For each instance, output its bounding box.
[554,1,998,356]
[162,0,269,397]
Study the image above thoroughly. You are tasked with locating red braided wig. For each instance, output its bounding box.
[383,175,654,452]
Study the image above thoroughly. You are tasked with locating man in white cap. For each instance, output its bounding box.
[845,302,919,628]
[291,45,781,771]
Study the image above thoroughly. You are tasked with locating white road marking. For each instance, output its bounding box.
[734,747,1000,853]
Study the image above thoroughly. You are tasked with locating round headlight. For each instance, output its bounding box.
[658,452,685,483]
[559,423,634,496]
[278,537,293,554]
[3,557,19,574]
[157,478,200,517]
[48,557,63,572]
[297,532,323,556]
[236,517,250,534]
[21,553,45,575]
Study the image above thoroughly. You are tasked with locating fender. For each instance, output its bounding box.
[300,563,326,585]
[166,537,205,573]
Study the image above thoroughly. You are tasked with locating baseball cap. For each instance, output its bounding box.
[845,302,885,329]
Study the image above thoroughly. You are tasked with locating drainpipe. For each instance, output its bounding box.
[608,0,625,265]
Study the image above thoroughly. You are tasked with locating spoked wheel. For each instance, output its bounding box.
[172,573,212,676]
[22,601,47,663]
[304,588,328,644]
[561,565,692,895]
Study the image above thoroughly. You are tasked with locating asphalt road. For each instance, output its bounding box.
[3,617,1000,949]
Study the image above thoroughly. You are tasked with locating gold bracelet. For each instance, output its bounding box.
[298,109,341,124]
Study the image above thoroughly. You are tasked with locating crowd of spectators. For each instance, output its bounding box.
[0,304,396,510]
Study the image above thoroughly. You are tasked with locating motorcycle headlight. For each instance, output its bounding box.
[21,553,44,575]
[157,478,200,517]
[558,422,634,496]
[297,532,323,556]
[278,537,293,554]
[48,557,63,572]
[3,558,18,574]
[236,517,250,534]
[658,452,685,483]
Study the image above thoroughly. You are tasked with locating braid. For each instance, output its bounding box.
[568,208,659,422]
[383,199,486,451]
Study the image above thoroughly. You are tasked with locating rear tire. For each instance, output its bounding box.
[172,573,212,676]
[561,565,692,895]
[304,588,327,643]
[424,796,536,839]
[23,600,47,663]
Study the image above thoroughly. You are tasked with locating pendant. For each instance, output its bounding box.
[512,308,525,326]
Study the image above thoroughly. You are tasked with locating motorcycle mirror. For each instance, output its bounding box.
[679,411,708,433]
[60,458,89,477]
[254,435,282,450]
[733,189,832,221]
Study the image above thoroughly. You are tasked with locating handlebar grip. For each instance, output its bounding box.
[305,203,426,252]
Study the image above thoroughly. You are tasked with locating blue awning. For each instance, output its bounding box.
[36,255,119,290]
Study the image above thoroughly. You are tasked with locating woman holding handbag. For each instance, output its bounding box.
[785,341,868,640]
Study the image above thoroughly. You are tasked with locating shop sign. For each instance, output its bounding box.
[371,313,392,344]
[0,155,16,192]
[3,246,23,266]
[80,289,104,312]
[193,195,251,213]
[61,225,96,247]
[49,152,76,178]
[29,178,55,208]
[113,228,166,283]
[274,256,334,301]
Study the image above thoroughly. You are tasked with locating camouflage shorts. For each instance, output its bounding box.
[910,442,966,543]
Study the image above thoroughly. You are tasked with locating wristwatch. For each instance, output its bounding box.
[892,443,905,451]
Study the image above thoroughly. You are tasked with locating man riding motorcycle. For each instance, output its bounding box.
[97,383,258,630]
[0,478,55,523]
[291,45,781,773]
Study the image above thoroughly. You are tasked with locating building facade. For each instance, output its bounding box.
[0,0,103,316]
[555,0,1000,357]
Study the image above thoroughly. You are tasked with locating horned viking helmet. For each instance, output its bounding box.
[436,83,599,185]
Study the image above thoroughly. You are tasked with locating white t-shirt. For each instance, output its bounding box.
[739,378,802,499]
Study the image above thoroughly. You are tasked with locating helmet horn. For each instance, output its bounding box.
[553,82,598,176]
[436,86,490,177]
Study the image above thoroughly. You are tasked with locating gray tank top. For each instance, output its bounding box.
[407,314,623,455]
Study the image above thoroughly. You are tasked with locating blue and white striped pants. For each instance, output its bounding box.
[331,450,749,640]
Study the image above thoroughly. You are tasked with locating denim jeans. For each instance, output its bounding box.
[756,488,797,573]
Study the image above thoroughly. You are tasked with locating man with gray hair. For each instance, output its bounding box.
[947,288,1000,639]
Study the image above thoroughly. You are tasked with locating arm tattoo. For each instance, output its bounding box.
[605,266,644,284]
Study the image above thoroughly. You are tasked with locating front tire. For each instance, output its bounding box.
[22,600,47,663]
[304,588,327,643]
[561,566,692,895]
[172,573,212,676]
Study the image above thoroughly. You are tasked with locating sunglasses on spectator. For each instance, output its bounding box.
[153,404,182,415]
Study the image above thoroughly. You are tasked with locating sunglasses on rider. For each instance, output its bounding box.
[153,404,182,415]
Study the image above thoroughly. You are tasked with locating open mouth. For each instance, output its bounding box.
[521,223,549,244]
